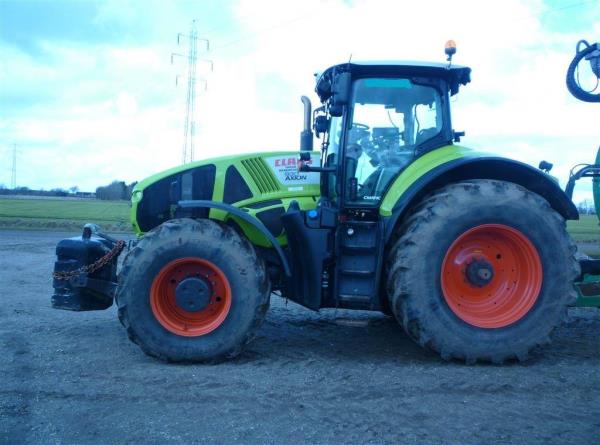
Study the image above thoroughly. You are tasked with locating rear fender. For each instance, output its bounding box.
[381,156,578,242]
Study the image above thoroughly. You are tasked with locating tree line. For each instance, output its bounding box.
[0,180,137,200]
[95,181,137,200]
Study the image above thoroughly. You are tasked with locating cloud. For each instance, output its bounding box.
[201,0,599,202]
[0,0,598,206]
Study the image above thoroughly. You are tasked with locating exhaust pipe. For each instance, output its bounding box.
[300,96,313,151]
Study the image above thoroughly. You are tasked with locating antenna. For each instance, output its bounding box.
[10,143,16,189]
[172,20,212,164]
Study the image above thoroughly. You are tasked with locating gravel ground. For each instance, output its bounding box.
[1,230,599,445]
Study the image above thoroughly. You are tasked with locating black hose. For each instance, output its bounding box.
[566,40,600,103]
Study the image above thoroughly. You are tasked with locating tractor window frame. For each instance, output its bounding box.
[339,75,453,210]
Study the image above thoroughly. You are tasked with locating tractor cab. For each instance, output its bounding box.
[281,60,472,311]
[302,61,471,215]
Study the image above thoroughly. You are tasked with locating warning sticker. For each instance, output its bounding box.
[265,154,321,186]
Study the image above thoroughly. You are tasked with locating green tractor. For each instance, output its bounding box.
[53,43,594,364]
[565,39,600,306]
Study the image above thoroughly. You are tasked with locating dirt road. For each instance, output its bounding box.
[1,230,599,444]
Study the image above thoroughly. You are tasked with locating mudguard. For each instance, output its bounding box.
[178,200,291,277]
[380,146,578,242]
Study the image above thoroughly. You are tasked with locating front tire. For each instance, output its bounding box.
[116,218,270,363]
[386,180,579,364]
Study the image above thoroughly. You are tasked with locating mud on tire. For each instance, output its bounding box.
[386,180,579,364]
[116,218,270,363]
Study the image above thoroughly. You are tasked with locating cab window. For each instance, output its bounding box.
[345,78,442,206]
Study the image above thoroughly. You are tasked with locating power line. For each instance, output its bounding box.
[210,9,320,53]
[207,0,596,55]
[484,0,598,24]
[539,0,597,16]
[172,20,212,164]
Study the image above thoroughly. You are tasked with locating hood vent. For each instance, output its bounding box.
[241,158,280,194]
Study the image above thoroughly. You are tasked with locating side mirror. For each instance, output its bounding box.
[331,72,351,107]
[329,104,343,117]
[314,115,329,137]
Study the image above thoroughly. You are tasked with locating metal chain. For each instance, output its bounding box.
[52,240,126,281]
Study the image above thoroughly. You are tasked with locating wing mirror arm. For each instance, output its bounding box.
[298,163,336,173]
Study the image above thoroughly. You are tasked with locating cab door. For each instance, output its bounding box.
[332,78,443,309]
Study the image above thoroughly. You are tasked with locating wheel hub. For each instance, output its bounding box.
[175,277,212,312]
[465,259,494,287]
[150,257,232,337]
[440,224,543,329]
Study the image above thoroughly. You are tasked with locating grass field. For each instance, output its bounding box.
[567,214,600,242]
[0,196,131,232]
[1,195,599,241]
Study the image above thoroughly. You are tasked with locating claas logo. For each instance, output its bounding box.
[274,157,313,167]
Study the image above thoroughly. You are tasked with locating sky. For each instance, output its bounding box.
[0,0,599,203]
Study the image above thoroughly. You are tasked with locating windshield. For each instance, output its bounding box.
[346,78,442,206]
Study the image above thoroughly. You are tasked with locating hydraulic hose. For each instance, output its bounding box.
[566,40,600,103]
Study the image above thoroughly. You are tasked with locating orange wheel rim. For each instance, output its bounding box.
[441,224,542,328]
[150,257,232,337]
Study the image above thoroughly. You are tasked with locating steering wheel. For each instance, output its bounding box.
[348,122,370,147]
[352,122,369,131]
[349,122,370,143]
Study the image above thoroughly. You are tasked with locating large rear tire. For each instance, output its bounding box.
[386,180,579,364]
[116,218,270,363]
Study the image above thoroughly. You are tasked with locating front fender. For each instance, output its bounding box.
[178,200,291,277]
[380,147,578,242]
